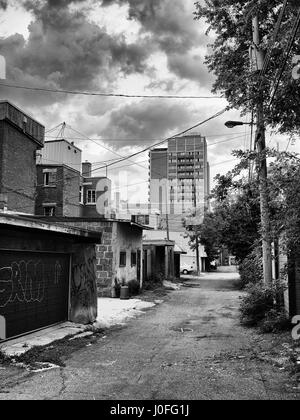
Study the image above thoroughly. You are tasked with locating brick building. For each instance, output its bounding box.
[36,139,111,217]
[0,101,45,214]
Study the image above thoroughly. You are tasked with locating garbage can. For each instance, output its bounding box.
[120,285,129,300]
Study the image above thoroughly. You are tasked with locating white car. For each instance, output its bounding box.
[181,264,195,275]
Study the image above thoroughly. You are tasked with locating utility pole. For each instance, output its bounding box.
[165,182,170,241]
[252,15,273,285]
[193,181,201,276]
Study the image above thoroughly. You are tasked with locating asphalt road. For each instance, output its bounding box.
[0,269,299,400]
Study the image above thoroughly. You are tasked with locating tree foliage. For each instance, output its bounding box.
[194,0,300,135]
[188,150,300,266]
[200,176,261,263]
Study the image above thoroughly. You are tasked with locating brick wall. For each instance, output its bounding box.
[0,121,39,214]
[35,165,81,217]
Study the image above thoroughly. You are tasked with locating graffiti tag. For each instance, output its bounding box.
[0,260,46,308]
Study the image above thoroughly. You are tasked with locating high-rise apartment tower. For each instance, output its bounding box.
[149,134,210,232]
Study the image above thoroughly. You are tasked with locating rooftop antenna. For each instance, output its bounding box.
[56,122,66,140]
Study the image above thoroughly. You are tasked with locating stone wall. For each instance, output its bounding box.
[40,218,143,297]
[95,222,114,297]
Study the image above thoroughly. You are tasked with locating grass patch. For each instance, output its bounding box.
[0,350,11,365]
[1,329,105,369]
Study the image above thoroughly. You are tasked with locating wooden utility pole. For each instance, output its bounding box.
[193,182,201,276]
[252,15,273,285]
[165,182,170,241]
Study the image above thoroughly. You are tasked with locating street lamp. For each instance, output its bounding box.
[225,121,253,129]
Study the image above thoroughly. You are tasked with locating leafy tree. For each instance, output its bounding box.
[184,165,261,264]
[194,0,300,136]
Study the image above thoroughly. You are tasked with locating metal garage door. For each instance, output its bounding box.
[0,251,70,340]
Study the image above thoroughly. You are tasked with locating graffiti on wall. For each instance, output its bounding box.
[0,260,63,308]
[71,247,97,324]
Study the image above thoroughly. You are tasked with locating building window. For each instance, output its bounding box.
[79,186,83,204]
[131,252,137,267]
[87,190,96,204]
[120,252,127,267]
[44,206,56,217]
[43,170,57,187]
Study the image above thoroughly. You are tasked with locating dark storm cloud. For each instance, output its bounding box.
[102,0,205,52]
[0,0,150,107]
[0,0,8,9]
[101,0,212,85]
[101,99,195,147]
[167,53,214,85]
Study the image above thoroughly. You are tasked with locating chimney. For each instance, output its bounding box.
[82,161,92,178]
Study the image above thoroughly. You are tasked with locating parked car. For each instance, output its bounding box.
[181,263,195,275]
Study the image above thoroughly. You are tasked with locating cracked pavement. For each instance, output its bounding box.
[0,269,299,400]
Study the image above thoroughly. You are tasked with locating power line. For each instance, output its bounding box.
[11,108,229,194]
[94,108,229,172]
[259,0,289,89]
[0,81,224,100]
[269,7,300,107]
[36,134,247,172]
[45,131,247,141]
[6,108,231,211]
[6,155,240,212]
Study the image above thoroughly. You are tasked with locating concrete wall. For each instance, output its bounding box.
[113,223,143,286]
[70,244,98,324]
[0,121,39,214]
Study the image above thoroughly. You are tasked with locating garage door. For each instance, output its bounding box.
[0,251,70,340]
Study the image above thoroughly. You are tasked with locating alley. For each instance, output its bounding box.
[0,269,299,400]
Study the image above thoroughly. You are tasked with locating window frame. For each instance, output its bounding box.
[120,251,127,267]
[131,251,137,267]
[86,189,96,205]
[44,206,56,217]
[43,170,57,187]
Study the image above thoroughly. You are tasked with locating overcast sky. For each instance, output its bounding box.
[0,0,292,205]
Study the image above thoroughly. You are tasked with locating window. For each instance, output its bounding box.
[131,252,137,267]
[43,170,57,187]
[44,206,56,217]
[120,252,127,267]
[87,190,96,204]
[79,186,83,204]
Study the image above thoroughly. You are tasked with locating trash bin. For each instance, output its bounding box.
[120,285,129,300]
